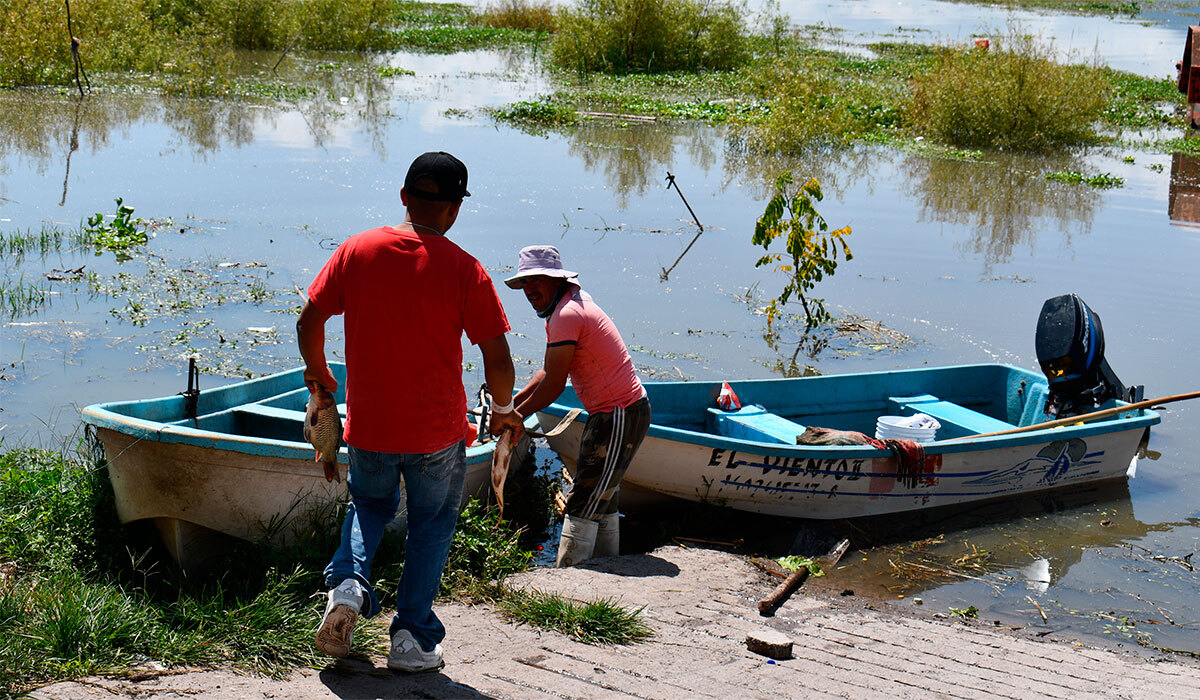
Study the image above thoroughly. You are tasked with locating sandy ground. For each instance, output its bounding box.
[28,546,1200,699]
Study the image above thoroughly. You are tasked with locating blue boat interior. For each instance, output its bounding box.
[551,364,1126,443]
[155,366,352,443]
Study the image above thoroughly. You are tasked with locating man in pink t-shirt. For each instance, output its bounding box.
[297,152,524,673]
[507,246,651,568]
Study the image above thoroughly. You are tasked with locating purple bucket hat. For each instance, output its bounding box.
[504,246,579,289]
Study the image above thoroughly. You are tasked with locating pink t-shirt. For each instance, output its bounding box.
[545,287,643,413]
[308,226,509,454]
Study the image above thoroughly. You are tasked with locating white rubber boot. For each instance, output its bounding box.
[593,512,620,557]
[556,515,599,568]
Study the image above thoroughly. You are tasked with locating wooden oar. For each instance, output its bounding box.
[948,390,1200,442]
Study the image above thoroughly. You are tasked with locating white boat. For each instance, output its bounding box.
[81,362,530,571]
[536,363,1159,519]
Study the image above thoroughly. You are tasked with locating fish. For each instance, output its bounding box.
[304,387,342,483]
[491,428,514,520]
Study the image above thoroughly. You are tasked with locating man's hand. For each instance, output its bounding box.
[490,410,525,443]
[304,364,338,394]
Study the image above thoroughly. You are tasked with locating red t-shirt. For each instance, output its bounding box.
[308,226,509,454]
[546,287,644,413]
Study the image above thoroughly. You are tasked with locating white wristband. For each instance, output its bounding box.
[491,398,514,415]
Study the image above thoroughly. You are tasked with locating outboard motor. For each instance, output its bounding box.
[1035,294,1143,417]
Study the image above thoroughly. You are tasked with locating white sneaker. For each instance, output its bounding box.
[315,579,363,658]
[387,629,444,673]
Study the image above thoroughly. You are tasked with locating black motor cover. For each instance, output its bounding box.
[1035,294,1138,417]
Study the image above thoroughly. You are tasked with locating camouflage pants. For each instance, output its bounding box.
[564,397,651,520]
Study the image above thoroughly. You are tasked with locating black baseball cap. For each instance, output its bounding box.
[404,151,470,202]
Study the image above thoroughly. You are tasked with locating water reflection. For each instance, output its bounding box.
[0,71,396,180]
[842,481,1160,592]
[566,120,720,207]
[723,143,884,201]
[1169,151,1200,225]
[904,153,1101,271]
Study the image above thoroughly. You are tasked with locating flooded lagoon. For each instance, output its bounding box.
[3,3,1200,660]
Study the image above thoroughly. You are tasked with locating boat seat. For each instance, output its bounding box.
[705,406,806,444]
[888,394,1014,436]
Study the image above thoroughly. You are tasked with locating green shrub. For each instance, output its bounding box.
[907,34,1111,151]
[550,0,749,75]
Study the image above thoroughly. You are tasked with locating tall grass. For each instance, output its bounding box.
[0,445,537,695]
[550,0,749,74]
[480,0,555,33]
[907,34,1111,151]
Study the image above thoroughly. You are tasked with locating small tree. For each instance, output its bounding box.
[752,173,852,330]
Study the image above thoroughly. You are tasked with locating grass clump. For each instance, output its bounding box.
[550,0,749,75]
[480,0,555,33]
[498,588,653,645]
[907,34,1110,151]
[441,498,534,598]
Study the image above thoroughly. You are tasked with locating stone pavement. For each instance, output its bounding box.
[30,546,1200,699]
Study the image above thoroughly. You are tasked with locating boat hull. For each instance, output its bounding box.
[535,364,1159,520]
[537,417,1146,518]
[82,364,528,572]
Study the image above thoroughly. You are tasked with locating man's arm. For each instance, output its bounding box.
[478,334,524,437]
[513,368,547,407]
[515,344,574,417]
[297,300,337,393]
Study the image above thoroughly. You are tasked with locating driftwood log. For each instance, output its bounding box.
[757,538,850,616]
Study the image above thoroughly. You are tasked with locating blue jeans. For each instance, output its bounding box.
[323,440,466,651]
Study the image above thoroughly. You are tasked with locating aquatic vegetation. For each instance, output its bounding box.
[752,173,853,330]
[907,35,1110,151]
[550,0,749,75]
[1045,170,1125,188]
[937,0,1140,15]
[0,277,52,319]
[85,197,147,260]
[388,0,544,51]
[1102,70,1185,129]
[374,65,415,77]
[498,589,653,645]
[949,604,980,619]
[0,226,92,265]
[491,99,580,126]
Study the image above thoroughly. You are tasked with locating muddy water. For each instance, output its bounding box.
[3,16,1200,657]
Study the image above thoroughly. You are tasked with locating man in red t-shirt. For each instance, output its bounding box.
[506,246,651,568]
[297,151,524,673]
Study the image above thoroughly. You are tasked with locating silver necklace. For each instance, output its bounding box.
[408,222,443,236]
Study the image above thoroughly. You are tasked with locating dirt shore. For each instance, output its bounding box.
[29,546,1200,699]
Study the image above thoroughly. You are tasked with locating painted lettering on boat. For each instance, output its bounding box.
[706,448,864,480]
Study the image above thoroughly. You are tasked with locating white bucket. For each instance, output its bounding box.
[875,415,939,443]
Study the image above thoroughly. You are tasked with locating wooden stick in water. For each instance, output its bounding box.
[949,390,1200,442]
